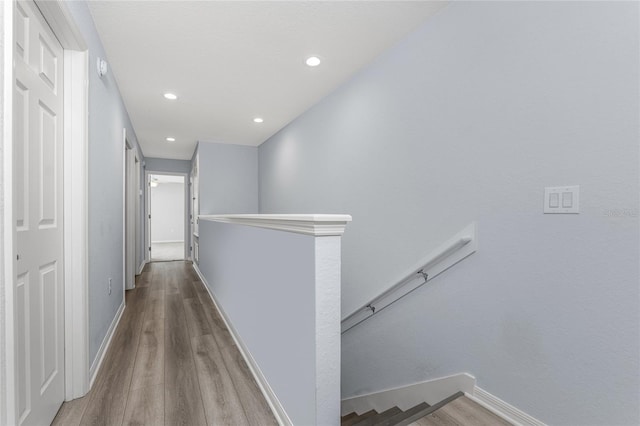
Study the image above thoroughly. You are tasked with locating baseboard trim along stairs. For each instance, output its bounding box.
[468,386,546,426]
[342,374,546,426]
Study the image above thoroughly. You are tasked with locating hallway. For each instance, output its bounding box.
[52,261,277,425]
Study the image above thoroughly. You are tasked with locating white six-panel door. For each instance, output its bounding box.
[14,1,65,424]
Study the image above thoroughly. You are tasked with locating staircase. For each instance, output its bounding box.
[341,391,513,426]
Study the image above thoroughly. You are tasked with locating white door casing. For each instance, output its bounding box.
[124,140,135,289]
[134,154,141,273]
[14,0,65,423]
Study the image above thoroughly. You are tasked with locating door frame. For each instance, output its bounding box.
[123,131,137,290]
[145,171,190,262]
[2,1,89,423]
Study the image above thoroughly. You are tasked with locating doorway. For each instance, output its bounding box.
[148,174,186,261]
[124,136,140,289]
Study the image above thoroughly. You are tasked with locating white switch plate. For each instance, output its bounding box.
[544,185,579,214]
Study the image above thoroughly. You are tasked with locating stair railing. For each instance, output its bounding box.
[341,222,477,334]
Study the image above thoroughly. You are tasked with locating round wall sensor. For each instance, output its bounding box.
[97,58,108,77]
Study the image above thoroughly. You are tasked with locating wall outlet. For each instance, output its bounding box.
[108,278,112,295]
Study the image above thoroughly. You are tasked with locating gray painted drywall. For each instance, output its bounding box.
[258,2,640,424]
[145,157,191,174]
[197,142,258,214]
[150,182,185,242]
[66,1,144,365]
[197,220,317,425]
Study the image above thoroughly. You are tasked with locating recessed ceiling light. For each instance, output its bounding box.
[166,137,175,142]
[163,93,178,100]
[305,56,321,67]
[253,117,264,123]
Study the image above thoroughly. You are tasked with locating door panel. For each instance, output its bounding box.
[39,101,57,227]
[39,261,58,391]
[16,272,30,423]
[14,1,65,424]
[15,81,29,230]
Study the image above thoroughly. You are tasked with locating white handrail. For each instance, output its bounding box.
[341,223,477,334]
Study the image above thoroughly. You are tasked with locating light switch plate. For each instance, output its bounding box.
[544,185,579,214]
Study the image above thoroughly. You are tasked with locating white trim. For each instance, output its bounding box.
[62,48,89,400]
[137,259,147,275]
[134,153,141,274]
[89,301,125,388]
[340,373,476,416]
[199,214,352,236]
[122,129,129,291]
[145,172,150,263]
[466,386,546,426]
[33,1,86,50]
[151,240,184,244]
[124,139,136,290]
[192,263,293,426]
[2,1,16,423]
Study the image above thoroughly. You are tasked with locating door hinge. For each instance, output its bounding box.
[148,246,151,251]
[148,214,151,219]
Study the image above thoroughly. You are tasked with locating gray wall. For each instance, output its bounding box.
[258,2,639,425]
[197,142,258,215]
[145,157,191,174]
[66,2,144,366]
[198,220,317,425]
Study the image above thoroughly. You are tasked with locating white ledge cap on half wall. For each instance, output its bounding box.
[198,214,353,236]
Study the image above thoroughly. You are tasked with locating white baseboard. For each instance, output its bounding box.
[191,264,292,426]
[466,386,546,426]
[151,240,183,244]
[89,301,125,388]
[341,373,476,416]
[137,260,147,275]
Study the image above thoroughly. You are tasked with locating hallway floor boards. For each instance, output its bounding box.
[52,261,277,426]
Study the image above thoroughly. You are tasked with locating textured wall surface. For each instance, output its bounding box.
[66,1,144,365]
[197,142,258,215]
[258,2,639,424]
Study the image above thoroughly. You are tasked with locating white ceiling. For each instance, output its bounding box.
[88,1,446,160]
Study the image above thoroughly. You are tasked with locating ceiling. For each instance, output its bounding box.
[88,1,446,160]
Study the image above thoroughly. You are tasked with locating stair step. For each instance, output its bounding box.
[342,412,360,423]
[353,406,402,426]
[375,402,430,426]
[395,391,465,426]
[342,409,377,426]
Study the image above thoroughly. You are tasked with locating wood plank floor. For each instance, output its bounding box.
[409,396,512,426]
[52,261,277,426]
